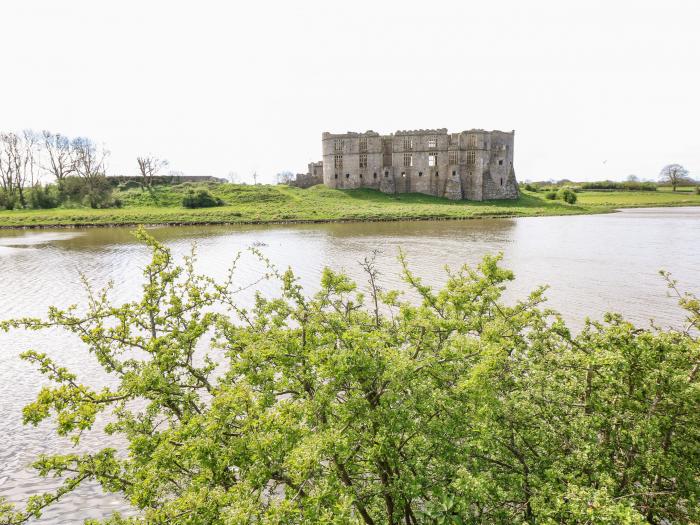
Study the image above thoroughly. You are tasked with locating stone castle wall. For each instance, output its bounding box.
[290,162,323,188]
[315,128,518,201]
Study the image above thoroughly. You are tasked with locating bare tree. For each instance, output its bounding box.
[72,137,108,181]
[626,174,639,182]
[659,164,689,192]
[0,131,38,208]
[41,130,76,183]
[276,171,295,184]
[136,155,169,189]
[227,171,239,184]
[252,171,258,185]
[72,137,111,207]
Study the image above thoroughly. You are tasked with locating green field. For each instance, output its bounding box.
[0,183,698,228]
[576,187,700,206]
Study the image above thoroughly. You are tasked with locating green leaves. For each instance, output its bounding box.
[2,229,699,524]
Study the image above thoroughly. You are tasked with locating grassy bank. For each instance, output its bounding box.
[0,183,698,228]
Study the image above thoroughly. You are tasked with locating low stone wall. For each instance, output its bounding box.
[289,173,323,189]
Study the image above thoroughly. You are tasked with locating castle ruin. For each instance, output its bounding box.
[304,128,518,201]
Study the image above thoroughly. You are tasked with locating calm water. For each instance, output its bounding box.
[1,208,699,522]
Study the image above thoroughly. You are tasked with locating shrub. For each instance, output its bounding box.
[3,232,699,524]
[557,187,577,204]
[28,184,60,209]
[182,189,224,208]
[523,183,538,192]
[545,191,557,200]
[59,175,116,208]
[695,186,700,195]
[118,180,141,191]
[0,190,18,210]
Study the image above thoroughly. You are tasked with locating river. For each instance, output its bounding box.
[1,207,698,522]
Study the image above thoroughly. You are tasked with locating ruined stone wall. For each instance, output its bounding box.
[320,128,518,201]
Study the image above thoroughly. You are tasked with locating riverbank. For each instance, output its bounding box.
[0,184,698,229]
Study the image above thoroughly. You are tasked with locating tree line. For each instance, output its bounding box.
[0,130,168,210]
[0,231,698,524]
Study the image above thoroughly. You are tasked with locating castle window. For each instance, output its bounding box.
[428,153,437,167]
[449,150,458,165]
[467,134,477,148]
[435,172,439,177]
[359,137,368,152]
[403,137,413,150]
[373,172,377,179]
[428,137,437,148]
[384,171,389,177]
[403,153,413,167]
[500,177,503,186]
[499,160,503,165]
[359,154,368,168]
[452,170,456,176]
[401,172,406,178]
[419,172,423,177]
[334,173,338,179]
[334,139,344,152]
[467,150,476,166]
[346,173,350,178]
[334,154,343,169]
[360,174,363,178]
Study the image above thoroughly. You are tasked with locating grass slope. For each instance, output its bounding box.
[0,183,698,228]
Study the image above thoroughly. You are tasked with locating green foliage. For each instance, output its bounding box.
[182,188,224,208]
[28,184,60,209]
[1,230,699,524]
[581,180,657,191]
[117,180,141,191]
[695,186,700,195]
[545,190,557,200]
[557,187,578,204]
[0,189,19,210]
[523,183,538,192]
[59,175,117,209]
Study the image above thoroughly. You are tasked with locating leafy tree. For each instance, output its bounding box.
[1,230,698,524]
[659,164,690,192]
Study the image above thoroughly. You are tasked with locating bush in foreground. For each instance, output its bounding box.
[1,230,698,524]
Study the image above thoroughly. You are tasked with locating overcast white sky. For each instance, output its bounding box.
[2,0,699,183]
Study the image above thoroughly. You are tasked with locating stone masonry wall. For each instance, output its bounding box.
[318,128,518,201]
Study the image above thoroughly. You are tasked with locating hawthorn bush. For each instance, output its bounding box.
[1,229,698,524]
